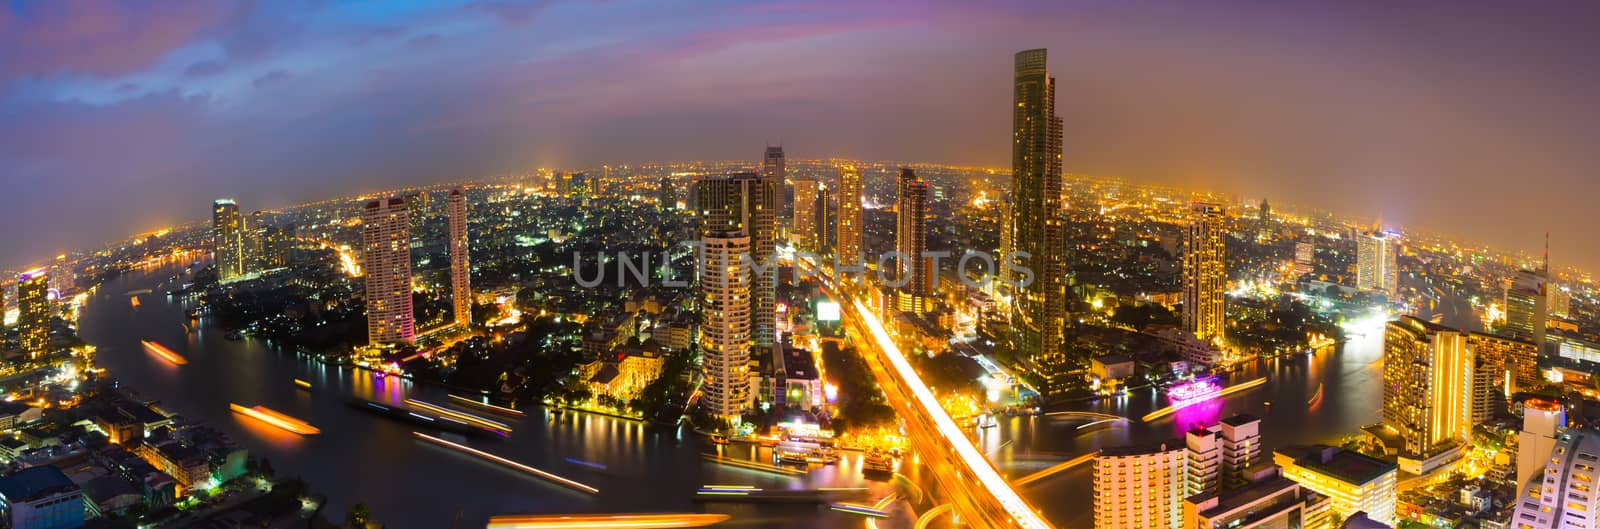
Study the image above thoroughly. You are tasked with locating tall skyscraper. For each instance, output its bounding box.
[1505,268,1548,349]
[1513,429,1600,529]
[1094,440,1187,529]
[405,192,430,250]
[814,183,830,255]
[1381,316,1470,458]
[1549,284,1571,319]
[1009,48,1068,370]
[1183,203,1227,343]
[792,178,819,253]
[260,223,294,269]
[1275,445,1398,525]
[362,197,415,346]
[894,169,931,314]
[699,229,753,419]
[18,269,50,358]
[212,199,247,281]
[835,165,862,264]
[1356,231,1399,296]
[694,171,778,348]
[658,176,676,210]
[1256,198,1272,242]
[1469,331,1539,391]
[447,189,472,329]
[763,147,787,241]
[248,210,265,270]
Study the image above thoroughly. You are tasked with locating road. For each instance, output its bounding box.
[805,260,1052,529]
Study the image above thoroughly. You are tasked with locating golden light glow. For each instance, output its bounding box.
[405,398,512,434]
[485,513,729,529]
[1141,377,1267,422]
[414,433,597,493]
[230,403,321,435]
[141,340,188,365]
[1011,452,1094,487]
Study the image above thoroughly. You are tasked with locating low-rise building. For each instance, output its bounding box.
[0,466,85,529]
[1275,445,1398,526]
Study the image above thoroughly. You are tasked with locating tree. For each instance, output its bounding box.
[346,503,371,529]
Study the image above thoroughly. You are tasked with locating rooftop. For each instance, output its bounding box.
[1278,444,1396,486]
[0,465,79,502]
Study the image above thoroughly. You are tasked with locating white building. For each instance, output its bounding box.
[1513,429,1600,529]
[1356,231,1398,296]
[1094,440,1188,529]
[699,229,753,420]
[362,196,415,345]
[1517,398,1565,493]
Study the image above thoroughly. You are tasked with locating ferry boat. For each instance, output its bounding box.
[1166,377,1221,407]
[862,451,894,477]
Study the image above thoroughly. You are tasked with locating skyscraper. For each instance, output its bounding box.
[1356,231,1399,296]
[694,171,778,348]
[1093,440,1187,529]
[1505,268,1547,349]
[699,229,753,419]
[1513,429,1600,529]
[1183,203,1227,343]
[1381,316,1470,459]
[447,188,472,329]
[17,269,50,358]
[212,199,247,281]
[405,192,430,250]
[791,178,820,253]
[260,223,294,269]
[362,197,415,346]
[1256,198,1272,242]
[835,165,862,264]
[1009,48,1068,370]
[248,210,265,270]
[763,147,787,242]
[814,183,830,255]
[894,168,931,314]
[658,176,676,210]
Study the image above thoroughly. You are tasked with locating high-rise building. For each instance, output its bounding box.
[1470,358,1497,424]
[212,199,247,281]
[1256,198,1272,242]
[362,197,415,346]
[792,178,819,253]
[1549,283,1571,319]
[658,176,677,210]
[1381,316,1470,458]
[447,189,471,329]
[405,192,430,249]
[1184,470,1332,529]
[1504,268,1547,349]
[1355,231,1399,296]
[1093,440,1187,529]
[1183,202,1227,343]
[1294,241,1315,276]
[998,196,1014,293]
[836,165,862,264]
[894,169,931,315]
[1186,428,1222,498]
[1009,48,1069,371]
[17,269,50,358]
[694,171,778,348]
[699,229,753,419]
[1517,398,1564,493]
[1512,429,1600,529]
[259,223,294,269]
[814,183,830,255]
[248,210,265,270]
[1275,445,1398,525]
[763,147,787,241]
[1469,331,1539,391]
[1184,414,1262,497]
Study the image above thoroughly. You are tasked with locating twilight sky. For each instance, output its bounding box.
[2,1,1598,272]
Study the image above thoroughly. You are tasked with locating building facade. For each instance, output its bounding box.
[1504,268,1548,349]
[792,177,819,253]
[1184,473,1332,529]
[1183,202,1227,343]
[1512,429,1600,529]
[212,199,248,281]
[17,270,50,358]
[1382,316,1470,458]
[0,466,84,529]
[1356,231,1399,296]
[698,230,753,419]
[1275,445,1398,526]
[1009,48,1069,373]
[894,168,931,315]
[836,165,863,264]
[361,196,416,346]
[694,171,778,349]
[447,188,472,329]
[1469,331,1540,392]
[1094,440,1187,529]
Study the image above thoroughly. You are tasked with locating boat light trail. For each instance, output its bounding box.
[449,394,527,416]
[914,504,954,529]
[831,503,889,518]
[141,340,188,365]
[852,300,1052,529]
[294,379,312,390]
[414,433,597,494]
[405,398,512,434]
[1012,452,1094,487]
[485,513,729,529]
[1141,377,1268,422]
[699,454,805,476]
[230,403,320,435]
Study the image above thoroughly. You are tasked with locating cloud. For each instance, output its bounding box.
[0,1,231,84]
[184,60,228,77]
[469,0,548,26]
[251,70,291,89]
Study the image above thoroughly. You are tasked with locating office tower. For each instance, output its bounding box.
[699,229,753,419]
[1183,202,1227,343]
[1093,440,1187,529]
[1549,284,1571,319]
[1517,398,1564,493]
[17,269,50,358]
[362,197,415,346]
[1009,48,1068,369]
[260,223,294,269]
[1505,268,1547,349]
[1256,198,1272,242]
[694,171,778,349]
[1294,241,1315,275]
[1184,469,1332,529]
[1512,429,1600,529]
[447,189,472,329]
[792,178,819,252]
[762,145,785,181]
[1381,316,1470,458]
[1355,231,1398,296]
[1275,445,1398,525]
[212,199,247,281]
[1469,331,1539,390]
[894,169,931,314]
[836,165,862,263]
[658,176,676,210]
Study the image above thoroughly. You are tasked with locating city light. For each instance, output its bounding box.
[141,340,188,365]
[485,514,729,529]
[414,433,597,494]
[230,403,321,435]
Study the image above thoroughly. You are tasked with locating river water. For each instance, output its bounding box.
[79,267,890,529]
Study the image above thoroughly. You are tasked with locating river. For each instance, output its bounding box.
[79,266,891,529]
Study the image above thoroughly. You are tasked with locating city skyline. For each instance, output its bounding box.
[4,2,1600,273]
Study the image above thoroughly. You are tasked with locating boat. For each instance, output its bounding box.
[709,434,729,445]
[862,451,893,477]
[141,340,188,365]
[230,403,320,435]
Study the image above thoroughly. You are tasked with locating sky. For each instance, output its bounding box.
[2,0,1598,272]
